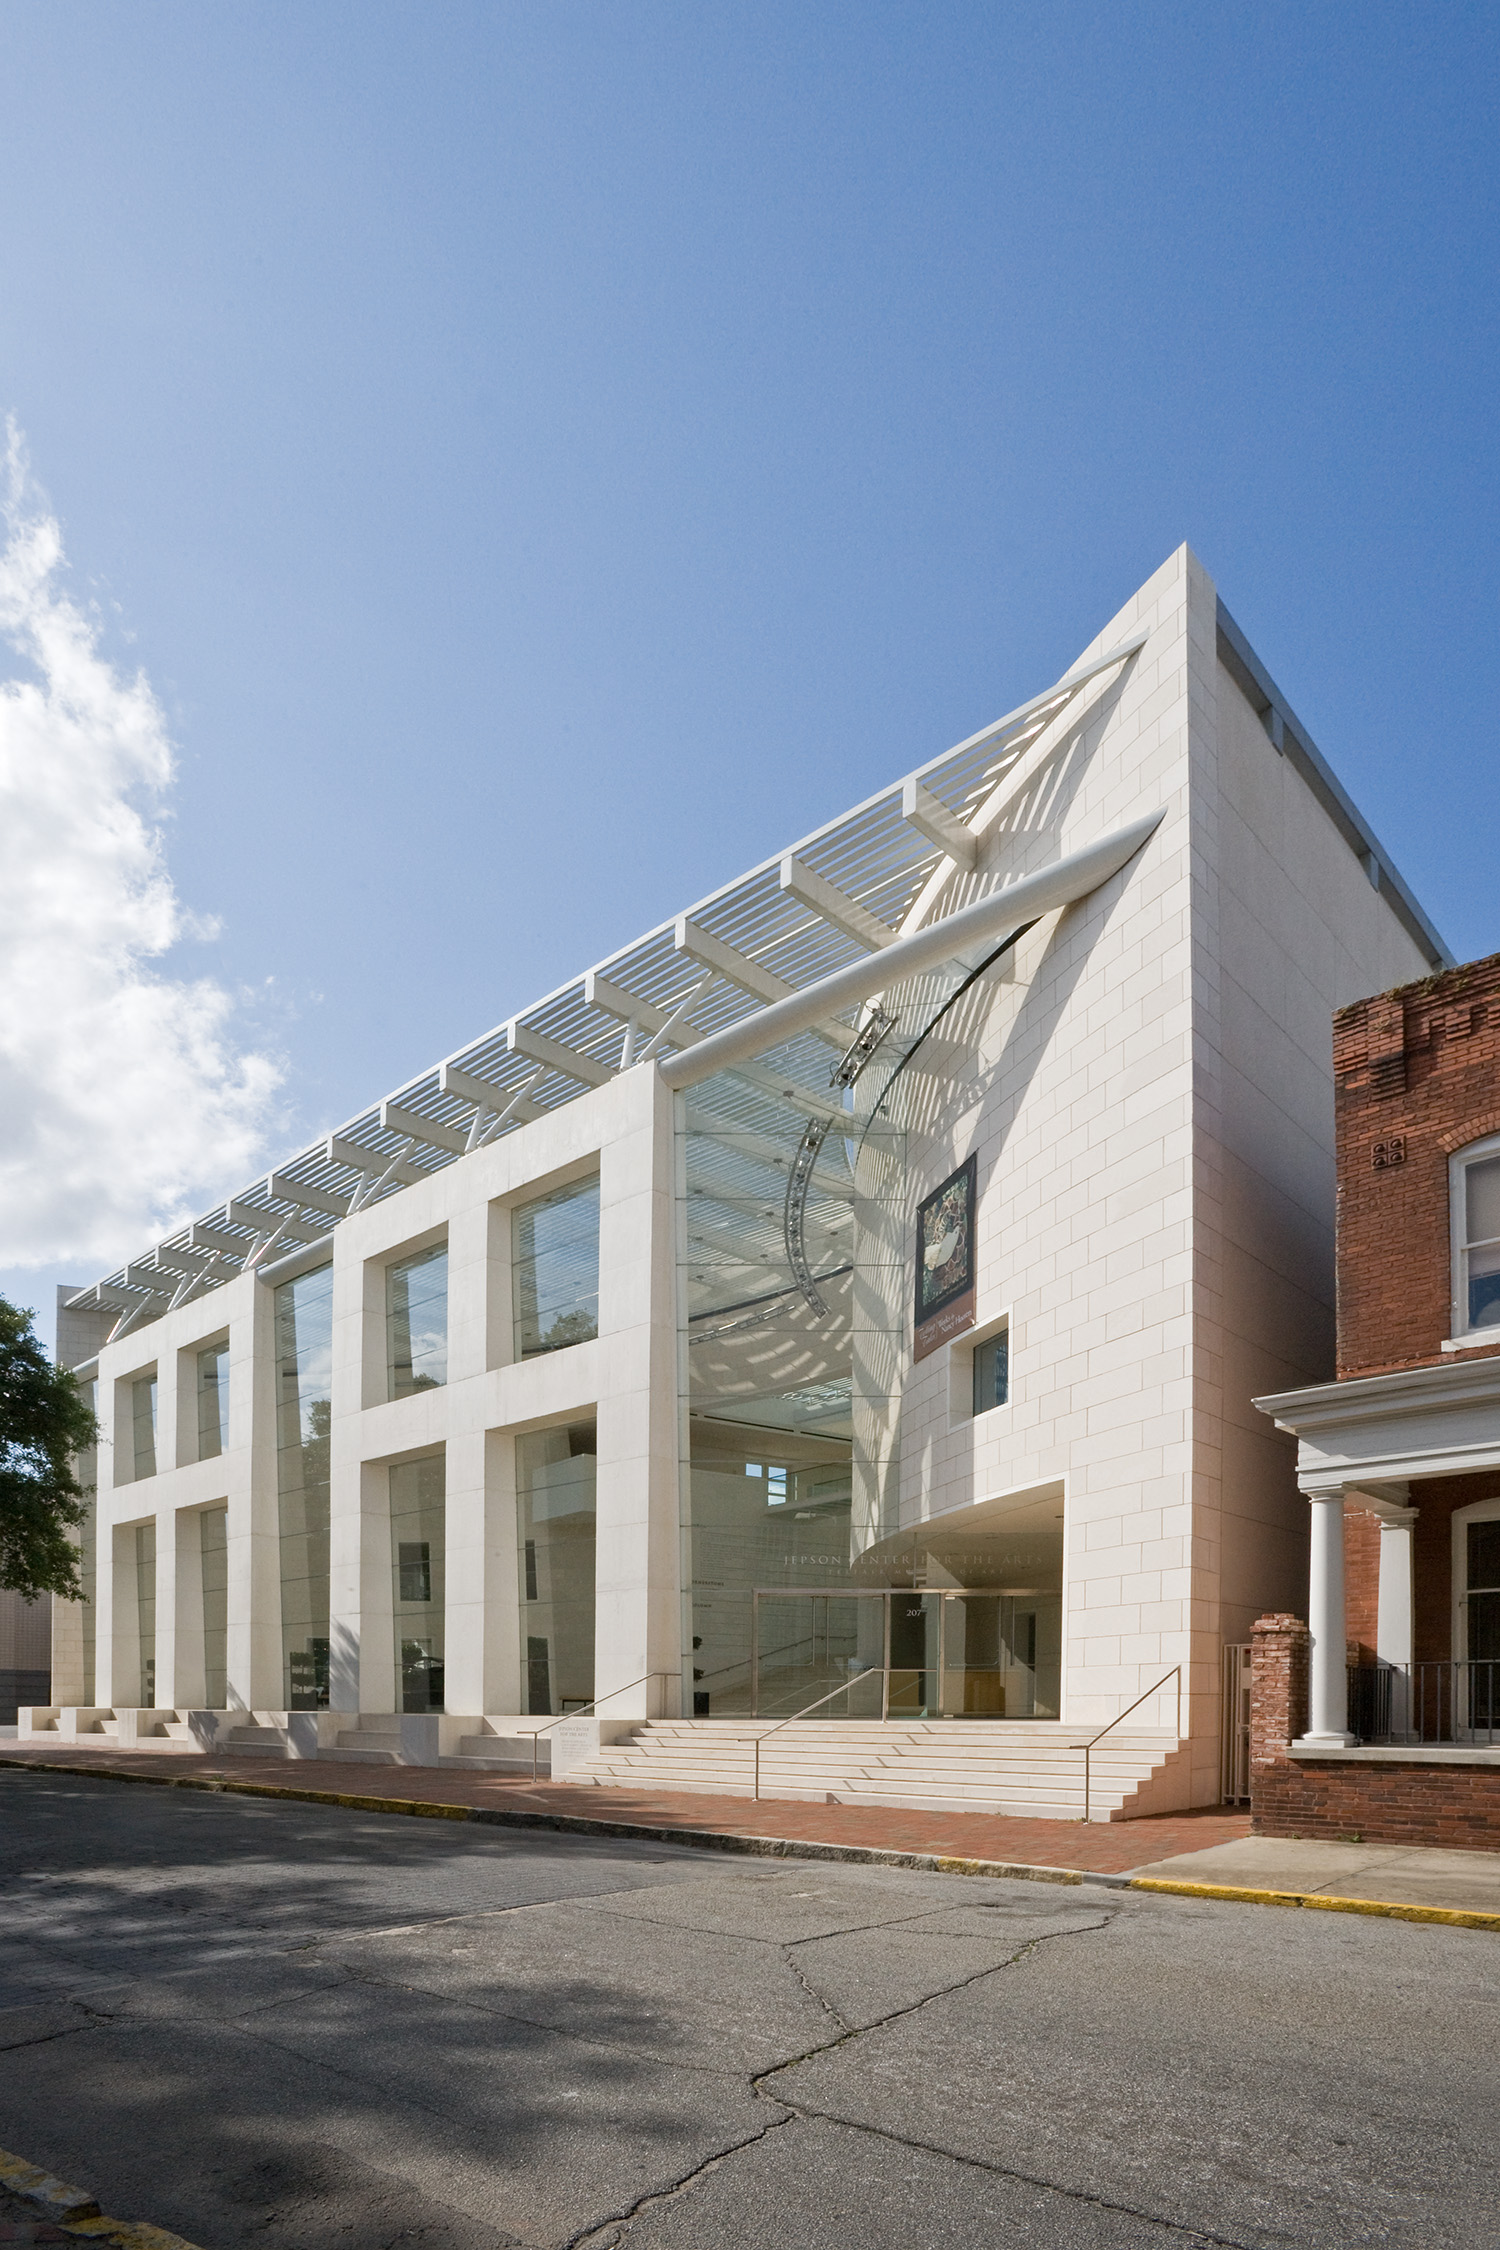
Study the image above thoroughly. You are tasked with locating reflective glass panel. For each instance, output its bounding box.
[972,1331,1009,1416]
[513,1178,600,1357]
[516,1423,596,1713]
[274,1264,333,1709]
[391,1456,445,1711]
[132,1375,157,1481]
[387,1246,448,1397]
[200,1505,228,1708]
[135,1520,156,1706]
[197,1343,230,1459]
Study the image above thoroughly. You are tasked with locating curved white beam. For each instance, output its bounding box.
[658,811,1164,1092]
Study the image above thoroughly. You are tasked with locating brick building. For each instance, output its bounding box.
[1255,952,1500,1846]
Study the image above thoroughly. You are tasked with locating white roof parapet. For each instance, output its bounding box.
[659,812,1165,1092]
[779,857,898,951]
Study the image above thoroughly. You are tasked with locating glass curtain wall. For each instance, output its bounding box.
[387,1247,448,1397]
[682,985,1061,1718]
[517,1423,596,1713]
[513,1178,600,1356]
[135,1521,156,1705]
[132,1376,157,1480]
[197,1344,230,1459]
[200,1506,228,1708]
[274,1264,333,1709]
[682,1040,905,1718]
[390,1456,446,1710]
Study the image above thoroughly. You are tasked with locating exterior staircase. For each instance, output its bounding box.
[564,1719,1192,1823]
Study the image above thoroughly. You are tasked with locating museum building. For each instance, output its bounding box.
[30,546,1448,1817]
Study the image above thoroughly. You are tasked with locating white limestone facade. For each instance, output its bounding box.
[39,546,1444,1806]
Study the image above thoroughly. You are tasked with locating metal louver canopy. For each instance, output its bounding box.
[657,812,1165,1090]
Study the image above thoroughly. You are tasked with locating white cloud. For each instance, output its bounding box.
[0,423,282,1270]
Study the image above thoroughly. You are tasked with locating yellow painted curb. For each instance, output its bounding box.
[1129,1877,1500,1931]
[0,2143,204,2247]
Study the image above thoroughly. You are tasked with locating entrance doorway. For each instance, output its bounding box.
[749,1587,1058,1718]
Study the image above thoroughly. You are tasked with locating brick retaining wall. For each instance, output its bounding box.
[1249,1611,1500,1852]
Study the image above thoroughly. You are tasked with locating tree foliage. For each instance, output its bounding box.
[0,1294,98,1602]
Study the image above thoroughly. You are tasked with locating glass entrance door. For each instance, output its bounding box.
[888,1592,941,1715]
[752,1591,884,1716]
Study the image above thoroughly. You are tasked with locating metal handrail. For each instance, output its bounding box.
[752,1666,881,1799]
[1074,1666,1181,1823]
[528,1672,668,1780]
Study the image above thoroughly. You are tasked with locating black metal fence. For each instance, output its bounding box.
[1346,1660,1500,1747]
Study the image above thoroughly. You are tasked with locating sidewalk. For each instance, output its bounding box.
[0,1739,1247,1872]
[6,1739,1500,1921]
[1128,1831,1500,1915]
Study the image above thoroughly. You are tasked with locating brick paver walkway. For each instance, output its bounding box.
[0,1741,1250,1873]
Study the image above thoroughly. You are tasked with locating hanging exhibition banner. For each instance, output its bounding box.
[913,1153,977,1361]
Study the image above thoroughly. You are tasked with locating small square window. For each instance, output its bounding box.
[972,1331,1009,1417]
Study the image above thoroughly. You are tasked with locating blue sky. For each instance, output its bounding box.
[1,1,1497,1338]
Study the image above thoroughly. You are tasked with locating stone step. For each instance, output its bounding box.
[566,1717,1185,1821]
[323,1747,402,1765]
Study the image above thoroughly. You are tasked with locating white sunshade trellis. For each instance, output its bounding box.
[68,631,1151,1343]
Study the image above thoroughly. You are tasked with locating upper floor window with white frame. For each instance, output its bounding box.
[513,1174,600,1358]
[1452,1137,1500,1338]
[131,1374,158,1480]
[387,1243,448,1398]
[197,1341,230,1459]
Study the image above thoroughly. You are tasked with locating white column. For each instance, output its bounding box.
[1297,1490,1354,1746]
[1375,1507,1418,1669]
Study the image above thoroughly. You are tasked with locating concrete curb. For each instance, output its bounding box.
[0,2143,204,2247]
[5,1754,1496,1927]
[1129,1877,1500,1931]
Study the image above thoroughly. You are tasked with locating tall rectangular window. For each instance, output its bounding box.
[513,1176,600,1358]
[1460,1152,1500,1333]
[390,1456,445,1712]
[516,1423,596,1714]
[387,1245,448,1398]
[200,1506,228,1709]
[972,1330,1009,1417]
[197,1343,230,1459]
[132,1375,158,1480]
[274,1264,333,1710]
[135,1521,156,1706]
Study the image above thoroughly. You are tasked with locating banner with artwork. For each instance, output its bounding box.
[913,1153,977,1362]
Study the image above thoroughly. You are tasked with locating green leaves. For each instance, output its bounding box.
[0,1296,99,1603]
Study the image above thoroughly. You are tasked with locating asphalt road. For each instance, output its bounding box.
[0,1770,1494,2250]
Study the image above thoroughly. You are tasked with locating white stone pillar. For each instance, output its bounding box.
[592,1066,682,1721]
[1375,1507,1418,1669]
[1297,1490,1354,1747]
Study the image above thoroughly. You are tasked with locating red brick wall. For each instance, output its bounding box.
[1254,1757,1500,1849]
[1248,1609,1500,1850]
[1344,1506,1381,1663]
[1334,950,1500,1379]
